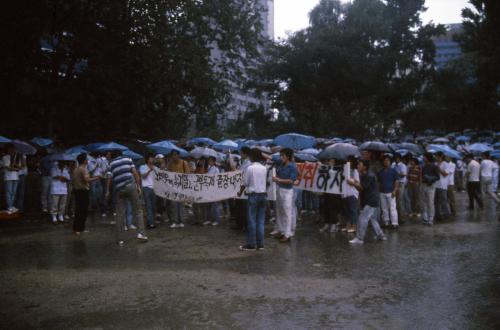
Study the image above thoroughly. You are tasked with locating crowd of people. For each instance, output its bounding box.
[1,134,499,250]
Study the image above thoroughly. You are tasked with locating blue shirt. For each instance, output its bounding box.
[275,160,298,189]
[109,156,135,191]
[377,167,398,194]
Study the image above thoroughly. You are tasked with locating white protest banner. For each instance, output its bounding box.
[294,163,350,195]
[153,170,243,203]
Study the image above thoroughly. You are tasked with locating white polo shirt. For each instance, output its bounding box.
[139,164,157,188]
[447,161,455,186]
[480,159,494,178]
[2,154,19,181]
[243,162,267,194]
[51,166,70,195]
[437,161,449,190]
[467,160,480,182]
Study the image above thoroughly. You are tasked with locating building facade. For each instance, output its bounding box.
[433,23,462,70]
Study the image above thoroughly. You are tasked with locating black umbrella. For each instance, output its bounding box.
[317,143,360,161]
[359,141,390,152]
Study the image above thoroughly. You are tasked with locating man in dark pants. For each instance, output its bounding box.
[465,154,483,210]
[72,153,100,235]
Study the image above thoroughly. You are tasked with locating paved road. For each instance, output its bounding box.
[1,193,499,329]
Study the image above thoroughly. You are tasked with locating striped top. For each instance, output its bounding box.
[109,156,135,191]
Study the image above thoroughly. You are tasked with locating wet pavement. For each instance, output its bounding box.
[1,192,500,329]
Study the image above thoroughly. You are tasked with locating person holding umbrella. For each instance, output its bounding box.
[1,143,21,214]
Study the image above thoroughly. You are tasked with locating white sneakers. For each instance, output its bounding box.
[202,221,211,226]
[128,224,138,230]
[58,215,64,222]
[349,238,364,244]
[170,223,186,228]
[319,224,330,233]
[137,233,148,241]
[51,214,57,223]
[211,222,219,226]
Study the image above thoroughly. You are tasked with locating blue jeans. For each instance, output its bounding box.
[90,180,104,211]
[247,193,266,247]
[142,187,156,226]
[342,196,359,225]
[168,201,184,224]
[5,180,19,209]
[15,175,26,211]
[209,202,220,223]
[41,176,52,210]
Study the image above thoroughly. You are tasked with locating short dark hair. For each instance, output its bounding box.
[250,148,263,162]
[208,156,216,162]
[145,153,154,161]
[171,150,179,156]
[435,151,444,157]
[423,152,434,162]
[240,146,251,156]
[360,159,370,170]
[111,150,123,158]
[382,154,392,162]
[77,153,87,164]
[280,148,294,160]
[464,153,473,159]
[481,151,490,159]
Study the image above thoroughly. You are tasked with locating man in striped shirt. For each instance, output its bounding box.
[106,150,148,245]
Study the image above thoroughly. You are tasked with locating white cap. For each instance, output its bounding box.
[155,154,164,159]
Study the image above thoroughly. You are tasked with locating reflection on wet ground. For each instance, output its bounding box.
[1,193,499,329]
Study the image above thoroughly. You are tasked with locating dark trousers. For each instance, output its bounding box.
[467,182,483,209]
[323,194,342,224]
[232,199,247,229]
[73,189,89,232]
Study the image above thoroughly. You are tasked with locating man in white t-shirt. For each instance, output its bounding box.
[139,154,157,229]
[435,152,450,219]
[394,154,408,220]
[342,158,360,233]
[465,154,483,210]
[50,161,70,223]
[446,157,457,215]
[480,152,500,205]
[2,144,20,213]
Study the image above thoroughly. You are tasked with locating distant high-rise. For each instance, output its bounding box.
[433,23,462,70]
[217,0,274,127]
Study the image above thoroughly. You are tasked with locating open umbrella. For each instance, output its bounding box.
[188,137,216,146]
[66,145,87,155]
[389,143,423,155]
[426,144,462,159]
[432,137,450,144]
[0,136,12,143]
[294,152,318,162]
[148,140,189,157]
[12,140,37,155]
[30,137,54,147]
[85,142,106,152]
[46,153,77,162]
[273,133,315,150]
[359,141,390,153]
[491,150,500,159]
[493,142,500,149]
[317,143,360,161]
[213,139,239,152]
[190,146,219,159]
[256,139,273,146]
[123,149,143,160]
[455,136,471,143]
[95,142,128,152]
[300,148,320,155]
[467,143,493,155]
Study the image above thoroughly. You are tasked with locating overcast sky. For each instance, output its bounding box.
[274,0,472,40]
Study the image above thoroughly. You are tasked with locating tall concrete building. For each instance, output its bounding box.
[216,0,274,127]
[433,23,462,70]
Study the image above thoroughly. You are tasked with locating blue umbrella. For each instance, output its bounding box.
[273,133,315,150]
[190,147,219,160]
[467,143,493,155]
[188,137,216,146]
[46,153,77,162]
[493,142,500,149]
[30,137,54,147]
[12,140,37,155]
[359,141,390,152]
[257,139,273,146]
[491,150,500,159]
[148,140,189,157]
[0,135,12,143]
[213,139,239,152]
[123,149,143,160]
[300,148,320,155]
[432,137,449,144]
[426,144,462,159]
[294,152,318,162]
[456,136,471,142]
[66,145,87,155]
[95,142,128,152]
[85,142,106,152]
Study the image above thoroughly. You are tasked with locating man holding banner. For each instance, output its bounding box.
[238,149,267,250]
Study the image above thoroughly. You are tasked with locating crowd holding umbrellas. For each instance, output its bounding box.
[0,129,499,248]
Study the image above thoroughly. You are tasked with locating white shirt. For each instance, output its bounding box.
[139,164,156,188]
[94,157,109,177]
[467,160,480,182]
[50,166,70,195]
[18,155,28,176]
[344,169,360,199]
[480,159,495,178]
[240,158,251,172]
[437,161,449,190]
[207,165,219,175]
[2,154,19,181]
[243,162,267,194]
[395,162,407,185]
[447,161,455,186]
